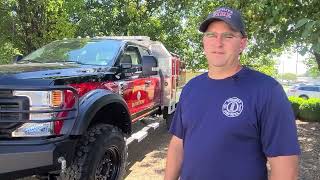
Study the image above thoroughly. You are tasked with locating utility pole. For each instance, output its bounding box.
[296,45,298,77]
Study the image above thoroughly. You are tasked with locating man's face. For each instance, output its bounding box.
[202,21,247,68]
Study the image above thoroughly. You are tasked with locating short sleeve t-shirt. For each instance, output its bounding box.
[169,67,301,180]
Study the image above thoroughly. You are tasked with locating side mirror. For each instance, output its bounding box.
[120,54,133,70]
[142,55,158,76]
[13,55,23,63]
[120,63,133,69]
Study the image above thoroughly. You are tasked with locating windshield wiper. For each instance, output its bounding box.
[63,61,85,65]
[17,59,42,63]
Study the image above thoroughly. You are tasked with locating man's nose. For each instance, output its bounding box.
[214,36,224,47]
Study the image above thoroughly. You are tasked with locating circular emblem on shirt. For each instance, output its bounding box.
[222,97,243,117]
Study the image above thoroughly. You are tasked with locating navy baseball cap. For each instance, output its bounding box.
[199,7,247,37]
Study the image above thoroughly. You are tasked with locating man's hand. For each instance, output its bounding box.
[268,155,299,180]
[164,135,184,180]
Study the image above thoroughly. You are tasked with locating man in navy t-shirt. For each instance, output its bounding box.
[164,6,300,180]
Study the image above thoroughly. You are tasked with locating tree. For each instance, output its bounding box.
[0,0,20,64]
[304,57,320,78]
[0,0,76,56]
[176,0,282,72]
[66,0,196,65]
[180,0,319,74]
[0,42,20,64]
[1,0,317,77]
[237,0,320,70]
[240,54,278,77]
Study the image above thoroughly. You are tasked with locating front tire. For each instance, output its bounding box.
[61,124,127,180]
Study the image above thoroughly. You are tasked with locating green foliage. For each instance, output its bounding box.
[180,0,285,72]
[296,18,310,29]
[289,97,320,121]
[0,0,319,74]
[0,1,18,65]
[0,42,21,64]
[304,57,320,78]
[288,96,305,118]
[240,54,278,77]
[67,1,192,52]
[299,98,320,122]
[0,0,76,56]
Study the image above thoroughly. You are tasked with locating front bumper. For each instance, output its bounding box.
[0,138,77,179]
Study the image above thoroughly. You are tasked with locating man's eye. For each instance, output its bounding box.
[223,34,235,38]
[204,33,216,38]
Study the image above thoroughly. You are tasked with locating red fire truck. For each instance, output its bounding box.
[0,36,185,179]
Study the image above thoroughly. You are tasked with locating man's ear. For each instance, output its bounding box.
[239,37,248,53]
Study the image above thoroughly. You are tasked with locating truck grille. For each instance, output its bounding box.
[0,97,29,135]
[0,90,12,97]
[0,103,20,121]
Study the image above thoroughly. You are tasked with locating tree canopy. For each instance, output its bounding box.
[0,0,319,77]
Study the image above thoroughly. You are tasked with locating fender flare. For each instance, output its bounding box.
[70,89,131,135]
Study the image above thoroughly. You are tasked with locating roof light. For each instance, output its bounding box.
[102,36,151,41]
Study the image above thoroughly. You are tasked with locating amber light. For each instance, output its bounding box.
[54,90,76,135]
[51,90,63,107]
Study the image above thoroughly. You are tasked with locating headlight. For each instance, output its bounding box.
[11,90,63,137]
[11,122,53,137]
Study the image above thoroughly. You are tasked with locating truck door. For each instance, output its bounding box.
[118,46,151,122]
[139,47,161,109]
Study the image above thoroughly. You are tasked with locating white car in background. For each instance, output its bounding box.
[287,84,320,99]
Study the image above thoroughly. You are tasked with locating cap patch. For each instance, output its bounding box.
[213,8,233,19]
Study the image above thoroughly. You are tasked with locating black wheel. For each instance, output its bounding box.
[299,95,309,99]
[61,124,127,180]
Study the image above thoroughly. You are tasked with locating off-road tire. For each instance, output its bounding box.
[60,124,127,180]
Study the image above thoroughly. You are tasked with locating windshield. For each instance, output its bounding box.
[21,39,122,66]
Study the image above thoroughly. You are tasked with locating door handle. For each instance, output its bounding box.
[145,80,151,86]
[119,82,124,95]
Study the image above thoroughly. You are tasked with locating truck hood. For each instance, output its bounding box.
[0,63,114,80]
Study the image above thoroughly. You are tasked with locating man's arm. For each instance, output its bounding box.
[268,155,299,180]
[164,135,184,180]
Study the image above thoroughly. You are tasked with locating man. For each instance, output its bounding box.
[165,7,300,180]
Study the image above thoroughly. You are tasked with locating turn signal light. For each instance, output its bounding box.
[52,90,63,107]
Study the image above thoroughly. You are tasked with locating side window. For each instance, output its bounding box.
[140,48,150,56]
[299,87,307,91]
[120,46,141,65]
[300,86,317,91]
[311,87,318,91]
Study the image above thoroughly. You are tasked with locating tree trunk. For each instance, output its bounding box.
[314,52,320,70]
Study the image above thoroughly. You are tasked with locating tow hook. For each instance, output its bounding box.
[58,157,67,173]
